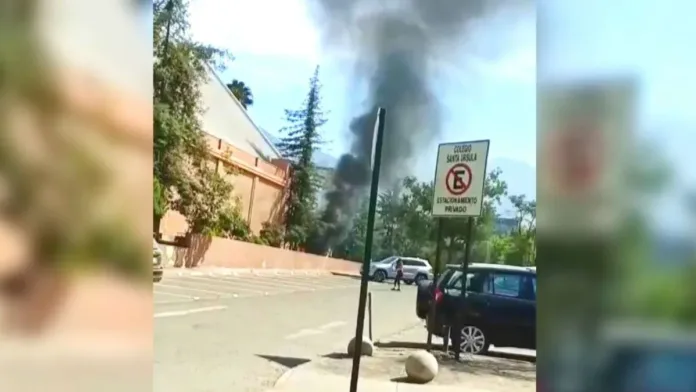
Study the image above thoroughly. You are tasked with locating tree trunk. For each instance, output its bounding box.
[153,215,162,237]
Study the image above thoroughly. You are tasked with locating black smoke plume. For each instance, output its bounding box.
[307,0,519,254]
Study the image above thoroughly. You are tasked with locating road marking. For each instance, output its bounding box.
[169,277,264,294]
[211,275,314,292]
[284,321,347,340]
[154,299,195,305]
[175,276,296,295]
[155,283,231,296]
[154,290,200,300]
[241,275,335,290]
[318,321,347,330]
[284,329,324,340]
[154,305,227,318]
[263,276,339,289]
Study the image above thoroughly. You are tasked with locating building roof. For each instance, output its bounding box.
[261,130,338,169]
[199,62,281,160]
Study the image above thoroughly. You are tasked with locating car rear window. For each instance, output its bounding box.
[436,270,454,286]
[446,271,476,289]
[403,258,427,267]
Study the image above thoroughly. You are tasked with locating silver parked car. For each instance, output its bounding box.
[365,256,433,284]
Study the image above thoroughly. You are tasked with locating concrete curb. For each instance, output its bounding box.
[272,321,424,389]
[273,364,298,387]
[163,268,344,278]
[271,346,341,389]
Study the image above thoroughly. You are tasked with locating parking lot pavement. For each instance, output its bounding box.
[154,271,362,309]
[154,272,421,392]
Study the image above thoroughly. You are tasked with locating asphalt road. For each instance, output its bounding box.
[154,272,423,392]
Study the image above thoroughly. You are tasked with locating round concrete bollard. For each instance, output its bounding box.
[347,336,374,357]
[405,350,439,383]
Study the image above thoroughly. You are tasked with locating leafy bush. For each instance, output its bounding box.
[249,235,268,245]
[215,207,251,240]
[259,221,284,248]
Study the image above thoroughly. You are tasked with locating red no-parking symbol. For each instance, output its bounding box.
[445,163,472,195]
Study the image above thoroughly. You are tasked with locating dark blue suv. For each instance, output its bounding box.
[416,263,536,354]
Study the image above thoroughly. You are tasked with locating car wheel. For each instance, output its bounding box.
[452,325,490,355]
[404,280,413,285]
[154,276,162,283]
[373,270,387,283]
[414,274,427,284]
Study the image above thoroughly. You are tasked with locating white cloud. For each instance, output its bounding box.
[189,0,321,61]
[467,47,536,83]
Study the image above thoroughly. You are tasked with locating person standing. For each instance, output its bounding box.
[392,259,404,291]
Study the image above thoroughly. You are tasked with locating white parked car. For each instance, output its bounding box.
[364,256,433,284]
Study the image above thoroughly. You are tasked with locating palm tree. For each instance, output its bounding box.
[226,79,254,109]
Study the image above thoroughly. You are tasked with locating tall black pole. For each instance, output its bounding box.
[454,217,475,361]
[349,107,386,392]
[426,218,444,351]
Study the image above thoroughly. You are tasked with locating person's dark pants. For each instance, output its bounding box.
[394,272,403,289]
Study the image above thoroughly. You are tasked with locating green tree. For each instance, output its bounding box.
[399,177,436,257]
[375,186,408,258]
[259,221,285,248]
[226,79,254,109]
[442,168,508,264]
[153,0,234,234]
[502,194,536,265]
[153,177,169,233]
[488,234,515,263]
[276,66,328,249]
[171,166,235,234]
[333,197,370,261]
[372,169,508,267]
[214,206,251,240]
[371,178,434,260]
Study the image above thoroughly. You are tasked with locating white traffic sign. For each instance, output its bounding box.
[432,140,490,217]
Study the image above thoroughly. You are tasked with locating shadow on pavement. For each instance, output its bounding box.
[256,354,311,369]
[330,272,362,280]
[390,376,428,385]
[323,352,351,359]
[433,351,536,382]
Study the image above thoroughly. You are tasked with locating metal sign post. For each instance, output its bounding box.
[455,216,475,361]
[426,218,444,351]
[430,139,490,361]
[349,107,386,392]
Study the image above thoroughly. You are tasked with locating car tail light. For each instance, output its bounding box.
[434,288,443,303]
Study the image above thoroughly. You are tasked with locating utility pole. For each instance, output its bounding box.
[349,107,386,392]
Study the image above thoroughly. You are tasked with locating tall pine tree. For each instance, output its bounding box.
[277,66,328,249]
